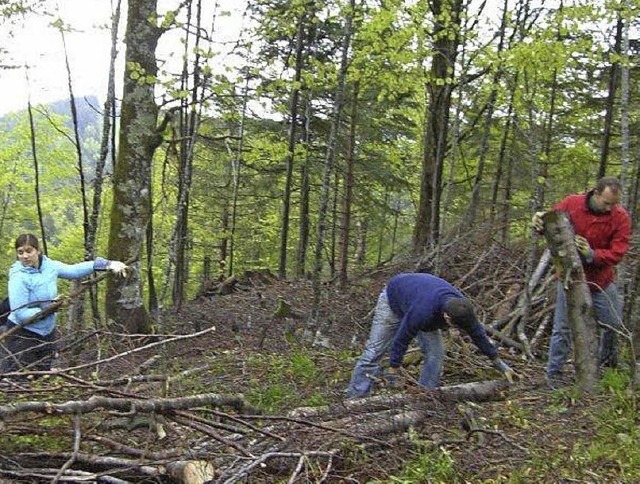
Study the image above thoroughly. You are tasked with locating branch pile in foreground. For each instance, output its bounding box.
[0,378,509,483]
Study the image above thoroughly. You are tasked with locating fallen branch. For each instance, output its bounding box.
[289,380,510,419]
[485,325,524,351]
[169,413,253,457]
[219,450,338,484]
[0,392,253,419]
[12,453,162,479]
[85,433,182,460]
[1,326,217,379]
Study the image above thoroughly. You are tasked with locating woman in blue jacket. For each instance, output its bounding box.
[0,233,128,373]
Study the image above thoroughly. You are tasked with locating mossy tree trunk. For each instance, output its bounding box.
[106,0,163,333]
[543,211,599,392]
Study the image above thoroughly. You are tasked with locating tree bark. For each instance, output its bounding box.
[26,92,48,254]
[106,0,163,333]
[337,81,359,289]
[171,0,205,309]
[597,14,622,179]
[278,7,308,279]
[295,96,312,279]
[542,211,599,392]
[85,0,122,324]
[0,393,250,419]
[289,379,509,419]
[413,0,464,250]
[309,0,355,340]
[464,0,508,227]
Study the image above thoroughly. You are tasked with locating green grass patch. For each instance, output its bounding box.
[244,348,330,412]
[380,445,457,483]
[1,427,69,453]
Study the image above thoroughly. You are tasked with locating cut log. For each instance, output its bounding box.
[166,460,215,484]
[542,210,599,392]
[289,379,509,419]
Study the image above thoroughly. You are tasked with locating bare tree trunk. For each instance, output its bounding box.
[147,208,159,321]
[464,0,508,226]
[295,97,312,279]
[413,0,463,250]
[278,8,308,280]
[390,200,400,260]
[376,192,389,265]
[597,14,622,179]
[59,24,90,334]
[171,0,195,310]
[25,75,48,254]
[290,380,509,419]
[490,0,514,233]
[521,2,560,345]
[309,0,355,342]
[355,218,367,267]
[337,81,359,289]
[543,211,599,393]
[86,0,122,324]
[329,171,339,279]
[172,0,204,309]
[59,29,90,254]
[219,203,229,277]
[228,75,250,278]
[617,1,637,386]
[493,89,515,243]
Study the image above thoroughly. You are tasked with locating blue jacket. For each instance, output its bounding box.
[8,255,108,336]
[387,273,497,367]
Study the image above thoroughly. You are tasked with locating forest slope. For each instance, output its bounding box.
[0,238,638,482]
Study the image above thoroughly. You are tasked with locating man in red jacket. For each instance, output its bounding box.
[532,177,631,385]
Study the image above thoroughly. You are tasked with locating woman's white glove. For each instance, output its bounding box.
[107,260,129,277]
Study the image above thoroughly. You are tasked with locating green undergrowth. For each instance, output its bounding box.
[364,368,640,483]
[488,369,640,483]
[385,429,457,483]
[242,346,345,413]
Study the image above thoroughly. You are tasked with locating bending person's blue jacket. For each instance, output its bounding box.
[7,255,108,336]
[386,273,497,367]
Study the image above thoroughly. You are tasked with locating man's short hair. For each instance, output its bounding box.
[596,176,622,195]
[443,297,478,331]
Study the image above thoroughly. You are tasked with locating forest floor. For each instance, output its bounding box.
[156,260,631,483]
[1,239,639,482]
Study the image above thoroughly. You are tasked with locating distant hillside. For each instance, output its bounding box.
[0,95,106,169]
[48,95,103,139]
[0,95,102,136]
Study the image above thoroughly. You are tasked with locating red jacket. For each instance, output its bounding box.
[554,191,631,292]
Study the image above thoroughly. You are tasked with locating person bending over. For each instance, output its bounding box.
[346,272,514,399]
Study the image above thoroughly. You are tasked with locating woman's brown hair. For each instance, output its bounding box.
[14,234,40,250]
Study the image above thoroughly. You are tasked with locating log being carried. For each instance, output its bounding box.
[532,176,631,391]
